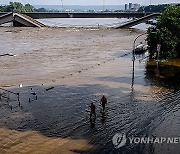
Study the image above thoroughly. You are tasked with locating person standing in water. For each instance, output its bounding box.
[101,95,107,112]
[90,102,96,119]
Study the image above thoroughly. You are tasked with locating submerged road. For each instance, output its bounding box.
[0,52,179,154]
[0,28,179,153]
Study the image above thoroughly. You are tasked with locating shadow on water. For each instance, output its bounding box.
[0,84,137,148]
[145,64,180,89]
[96,76,146,86]
[0,57,180,153]
[89,63,180,154]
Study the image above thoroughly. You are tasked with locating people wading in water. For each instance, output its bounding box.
[101,95,107,112]
[90,102,96,119]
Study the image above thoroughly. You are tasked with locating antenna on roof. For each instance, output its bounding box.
[61,0,64,12]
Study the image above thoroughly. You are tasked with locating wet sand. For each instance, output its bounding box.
[0,27,180,154]
[0,128,93,154]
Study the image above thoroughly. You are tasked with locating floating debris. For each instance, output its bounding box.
[0,53,16,57]
[45,87,54,91]
[31,92,36,95]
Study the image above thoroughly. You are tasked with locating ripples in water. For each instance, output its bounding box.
[0,56,180,154]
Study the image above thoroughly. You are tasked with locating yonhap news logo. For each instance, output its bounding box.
[112,133,127,148]
[112,133,180,149]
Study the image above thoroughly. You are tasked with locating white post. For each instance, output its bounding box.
[156,44,161,68]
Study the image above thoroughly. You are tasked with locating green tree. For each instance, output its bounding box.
[147,6,180,59]
[24,4,35,12]
[0,2,35,13]
[9,2,24,12]
[0,5,6,12]
[138,4,168,13]
[35,8,47,12]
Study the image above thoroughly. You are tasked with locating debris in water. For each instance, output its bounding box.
[0,53,16,57]
[45,87,54,91]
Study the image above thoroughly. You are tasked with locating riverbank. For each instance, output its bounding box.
[147,59,180,67]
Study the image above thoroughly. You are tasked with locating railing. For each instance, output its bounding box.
[0,87,20,102]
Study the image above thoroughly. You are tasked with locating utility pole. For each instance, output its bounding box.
[150,0,152,12]
[61,0,64,11]
[103,0,105,12]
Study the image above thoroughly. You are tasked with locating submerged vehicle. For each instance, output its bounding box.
[146,19,157,25]
[134,43,148,54]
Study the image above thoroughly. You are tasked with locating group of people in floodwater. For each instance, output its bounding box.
[89,95,107,119]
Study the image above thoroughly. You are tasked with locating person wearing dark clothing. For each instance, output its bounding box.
[101,95,107,111]
[90,102,96,119]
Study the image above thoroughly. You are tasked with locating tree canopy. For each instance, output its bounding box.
[0,2,34,12]
[138,4,169,13]
[147,6,180,59]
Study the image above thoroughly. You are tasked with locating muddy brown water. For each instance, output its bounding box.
[0,27,180,154]
[0,52,180,154]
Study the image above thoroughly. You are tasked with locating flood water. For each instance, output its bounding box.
[0,51,180,153]
[37,18,150,30]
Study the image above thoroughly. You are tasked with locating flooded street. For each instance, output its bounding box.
[0,27,180,154]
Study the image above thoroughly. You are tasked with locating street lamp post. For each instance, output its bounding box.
[131,32,156,88]
[132,33,147,88]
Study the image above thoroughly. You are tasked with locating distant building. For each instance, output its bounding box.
[133,3,141,11]
[129,3,132,10]
[127,2,140,11]
[125,4,128,11]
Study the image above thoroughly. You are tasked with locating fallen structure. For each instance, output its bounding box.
[0,12,45,27]
[116,13,160,29]
[0,12,160,28]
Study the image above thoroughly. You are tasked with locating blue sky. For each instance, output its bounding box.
[0,0,179,5]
